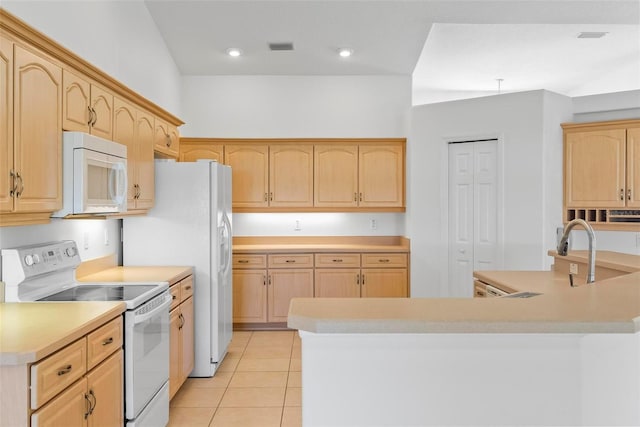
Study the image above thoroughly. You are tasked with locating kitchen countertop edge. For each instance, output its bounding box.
[0,301,126,366]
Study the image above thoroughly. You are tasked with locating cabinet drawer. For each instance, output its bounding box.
[233,254,267,269]
[315,253,361,268]
[361,253,407,268]
[180,275,194,301]
[268,254,314,268]
[86,316,123,370]
[31,338,87,409]
[170,284,181,311]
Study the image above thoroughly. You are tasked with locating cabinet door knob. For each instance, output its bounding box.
[102,337,114,346]
[620,188,624,200]
[628,189,632,201]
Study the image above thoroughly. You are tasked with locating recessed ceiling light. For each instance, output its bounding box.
[226,48,242,57]
[577,32,608,39]
[338,48,353,58]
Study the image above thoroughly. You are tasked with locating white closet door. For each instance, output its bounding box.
[448,140,498,297]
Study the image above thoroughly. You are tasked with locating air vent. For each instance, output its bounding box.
[269,42,294,51]
[577,32,608,39]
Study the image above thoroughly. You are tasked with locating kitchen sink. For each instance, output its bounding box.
[503,292,541,298]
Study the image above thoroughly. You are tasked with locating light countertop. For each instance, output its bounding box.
[0,302,125,365]
[79,266,193,284]
[233,236,410,253]
[288,250,640,334]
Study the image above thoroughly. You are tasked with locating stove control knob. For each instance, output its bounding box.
[24,254,34,266]
[65,247,77,257]
[32,254,41,264]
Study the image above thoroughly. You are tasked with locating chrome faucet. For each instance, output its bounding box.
[557,219,597,284]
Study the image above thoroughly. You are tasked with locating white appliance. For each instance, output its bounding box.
[53,131,127,217]
[1,240,171,427]
[124,159,233,377]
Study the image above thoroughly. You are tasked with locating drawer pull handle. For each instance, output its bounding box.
[102,337,114,346]
[58,365,73,376]
[184,285,192,291]
[378,259,390,263]
[285,259,296,263]
[238,260,249,264]
[172,295,177,300]
[332,259,343,263]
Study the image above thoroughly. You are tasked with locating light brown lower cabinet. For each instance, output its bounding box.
[315,253,408,298]
[21,316,124,427]
[169,275,195,400]
[232,254,314,325]
[233,251,409,327]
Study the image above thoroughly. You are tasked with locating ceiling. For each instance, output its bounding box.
[144,0,640,104]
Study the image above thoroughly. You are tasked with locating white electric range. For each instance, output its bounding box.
[1,240,171,427]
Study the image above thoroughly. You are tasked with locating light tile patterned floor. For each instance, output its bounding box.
[168,331,302,427]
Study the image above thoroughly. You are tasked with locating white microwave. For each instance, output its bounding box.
[53,132,127,217]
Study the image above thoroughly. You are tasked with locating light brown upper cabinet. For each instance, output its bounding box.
[179,138,224,163]
[358,144,404,208]
[178,138,405,212]
[562,120,640,229]
[0,9,183,226]
[225,144,314,209]
[154,117,180,159]
[269,145,314,208]
[314,143,405,209]
[0,43,62,223]
[62,69,113,140]
[225,144,270,208]
[113,98,154,211]
[0,36,13,215]
[627,127,640,208]
[314,145,359,208]
[564,128,627,207]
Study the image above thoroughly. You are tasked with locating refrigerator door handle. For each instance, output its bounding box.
[219,212,232,276]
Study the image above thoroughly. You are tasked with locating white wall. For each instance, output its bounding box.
[234,213,404,237]
[0,219,121,264]
[408,90,573,297]
[180,75,410,139]
[181,75,411,236]
[2,1,182,116]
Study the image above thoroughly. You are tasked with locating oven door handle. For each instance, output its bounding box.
[132,293,172,325]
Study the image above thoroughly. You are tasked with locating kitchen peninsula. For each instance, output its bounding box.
[288,251,640,426]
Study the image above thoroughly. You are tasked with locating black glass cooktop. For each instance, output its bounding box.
[39,285,158,302]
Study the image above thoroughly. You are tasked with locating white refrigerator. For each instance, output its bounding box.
[123,159,232,377]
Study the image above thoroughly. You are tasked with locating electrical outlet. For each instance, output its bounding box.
[83,232,89,250]
[569,263,579,275]
[370,219,377,230]
[104,229,109,246]
[294,219,302,231]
